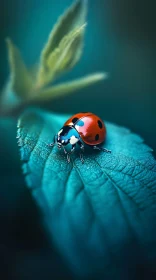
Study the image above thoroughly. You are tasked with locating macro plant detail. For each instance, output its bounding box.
[0,0,106,117]
[17,109,156,278]
[0,0,156,279]
[47,112,111,163]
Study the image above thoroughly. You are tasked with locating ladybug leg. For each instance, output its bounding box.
[64,144,76,163]
[79,153,84,164]
[70,144,76,153]
[66,153,71,163]
[77,141,84,151]
[47,135,56,147]
[80,144,85,153]
[62,145,67,154]
[93,146,111,153]
[62,146,71,163]
[47,143,55,147]
[77,141,85,163]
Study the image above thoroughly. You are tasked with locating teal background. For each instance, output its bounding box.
[0,0,156,279]
[0,0,156,152]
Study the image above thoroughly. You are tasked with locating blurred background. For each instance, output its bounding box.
[0,0,156,152]
[0,0,156,279]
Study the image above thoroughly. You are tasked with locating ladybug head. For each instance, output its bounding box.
[56,126,71,148]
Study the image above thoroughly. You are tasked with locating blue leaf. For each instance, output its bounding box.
[17,109,156,279]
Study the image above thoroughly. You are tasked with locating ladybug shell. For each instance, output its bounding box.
[64,112,106,146]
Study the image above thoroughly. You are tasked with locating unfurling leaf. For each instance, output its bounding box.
[17,109,156,279]
[40,0,87,66]
[37,24,86,87]
[33,73,107,101]
[36,0,87,88]
[1,1,107,117]
[47,24,86,75]
[6,38,33,98]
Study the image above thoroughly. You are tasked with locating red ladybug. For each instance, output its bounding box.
[48,112,111,163]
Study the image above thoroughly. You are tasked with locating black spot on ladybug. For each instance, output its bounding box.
[95,134,99,141]
[98,120,103,129]
[72,117,79,124]
[62,126,70,136]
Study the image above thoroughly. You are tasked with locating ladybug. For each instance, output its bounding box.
[48,112,111,163]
